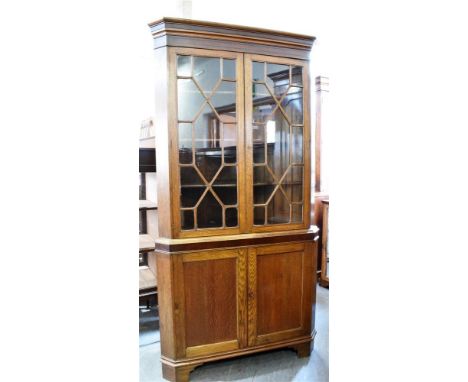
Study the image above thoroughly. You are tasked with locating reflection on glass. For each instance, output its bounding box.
[252,60,305,226]
[177,55,239,230]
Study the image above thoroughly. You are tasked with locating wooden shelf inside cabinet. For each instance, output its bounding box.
[139,200,158,210]
[139,234,155,252]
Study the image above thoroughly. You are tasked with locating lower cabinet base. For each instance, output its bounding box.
[155,230,319,382]
[161,333,316,382]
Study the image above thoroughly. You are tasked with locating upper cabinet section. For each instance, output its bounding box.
[149,19,314,239]
[148,18,315,60]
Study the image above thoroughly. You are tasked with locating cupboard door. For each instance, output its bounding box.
[174,248,247,358]
[247,242,315,346]
[245,55,311,232]
[170,48,246,238]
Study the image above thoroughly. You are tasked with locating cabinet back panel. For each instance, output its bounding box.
[183,258,238,347]
[256,251,303,335]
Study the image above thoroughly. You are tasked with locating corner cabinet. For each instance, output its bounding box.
[149,18,318,382]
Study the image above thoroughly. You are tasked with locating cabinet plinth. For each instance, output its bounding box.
[149,17,317,381]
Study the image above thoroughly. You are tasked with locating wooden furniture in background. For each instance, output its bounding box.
[139,137,158,306]
[319,199,329,287]
[148,18,318,382]
[313,76,329,277]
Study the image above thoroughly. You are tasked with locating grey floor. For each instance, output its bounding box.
[140,285,328,382]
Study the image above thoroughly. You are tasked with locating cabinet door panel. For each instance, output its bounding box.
[248,242,315,346]
[170,47,246,238]
[257,250,303,335]
[245,54,311,233]
[176,248,247,357]
[184,258,237,346]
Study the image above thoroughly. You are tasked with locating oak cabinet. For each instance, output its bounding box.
[149,17,317,382]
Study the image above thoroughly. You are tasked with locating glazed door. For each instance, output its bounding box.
[174,248,248,357]
[247,242,315,346]
[244,54,311,232]
[170,48,246,238]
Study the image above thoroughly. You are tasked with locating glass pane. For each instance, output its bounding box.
[250,59,305,227]
[254,206,266,225]
[181,187,205,208]
[267,189,289,224]
[213,166,237,205]
[222,59,236,80]
[225,208,238,227]
[178,123,193,164]
[281,86,303,125]
[194,103,218,144]
[193,57,220,96]
[177,79,205,121]
[223,124,237,164]
[176,55,239,232]
[180,165,207,213]
[181,210,194,230]
[253,166,275,204]
[177,55,191,77]
[214,166,237,185]
[266,63,289,99]
[252,83,276,123]
[291,66,303,86]
[197,190,222,228]
[291,126,303,164]
[193,103,222,182]
[180,166,204,186]
[253,123,265,164]
[213,186,237,205]
[252,61,264,82]
[266,111,290,179]
[210,80,236,122]
[283,166,303,203]
[291,204,302,223]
